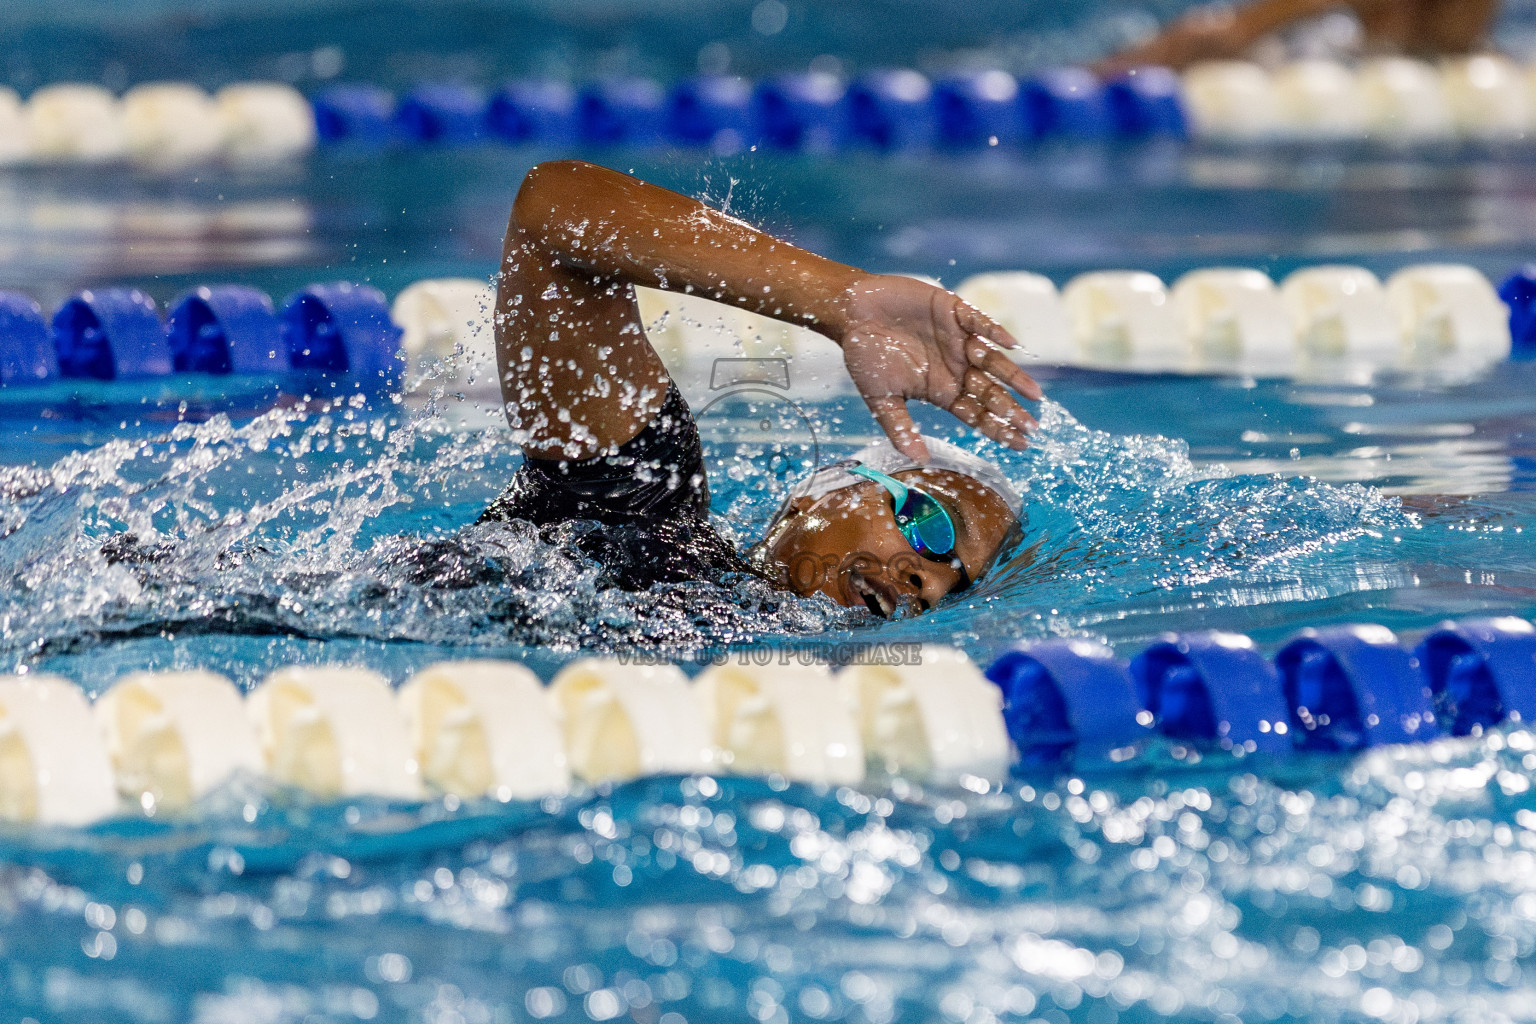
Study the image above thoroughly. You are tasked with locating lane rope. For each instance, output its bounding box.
[2,259,1530,406]
[3,617,1532,824]
[7,56,1536,170]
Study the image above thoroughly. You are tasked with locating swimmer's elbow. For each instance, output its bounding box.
[511,160,614,238]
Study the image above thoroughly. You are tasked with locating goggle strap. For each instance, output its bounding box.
[846,463,909,507]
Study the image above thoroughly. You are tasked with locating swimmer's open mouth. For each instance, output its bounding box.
[847,570,900,618]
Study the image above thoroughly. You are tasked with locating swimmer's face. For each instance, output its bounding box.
[761,468,1017,617]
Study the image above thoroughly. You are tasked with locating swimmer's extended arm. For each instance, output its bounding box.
[497,159,1041,462]
[1093,0,1498,76]
[1094,0,1336,74]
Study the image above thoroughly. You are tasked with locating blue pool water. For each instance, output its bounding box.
[2,65,1536,1024]
[8,733,1536,1024]
[0,348,1531,1021]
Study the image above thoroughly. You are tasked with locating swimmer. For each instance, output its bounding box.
[480,160,1042,618]
[1095,0,1501,76]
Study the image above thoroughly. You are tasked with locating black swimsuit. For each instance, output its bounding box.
[480,383,761,590]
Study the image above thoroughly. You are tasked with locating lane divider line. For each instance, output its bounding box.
[1,618,1532,824]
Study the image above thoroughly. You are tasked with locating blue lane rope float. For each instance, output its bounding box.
[578,78,668,146]
[987,639,1147,765]
[1496,266,1536,360]
[1415,617,1536,735]
[487,80,579,145]
[989,617,1536,768]
[0,292,56,386]
[669,76,757,150]
[848,70,939,151]
[311,83,396,146]
[933,70,1025,148]
[1105,66,1188,138]
[395,83,488,145]
[1130,632,1294,753]
[280,282,403,383]
[167,285,285,376]
[1274,625,1438,750]
[753,72,850,152]
[1022,68,1115,140]
[52,288,170,380]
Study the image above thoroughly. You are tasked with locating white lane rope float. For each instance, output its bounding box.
[95,670,263,812]
[694,657,866,785]
[247,666,424,800]
[400,659,570,800]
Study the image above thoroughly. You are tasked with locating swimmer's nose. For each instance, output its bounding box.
[889,563,964,614]
[869,564,942,617]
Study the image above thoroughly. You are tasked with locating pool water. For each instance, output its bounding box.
[2,132,1536,1021]
[6,734,1535,1024]
[0,346,1531,1022]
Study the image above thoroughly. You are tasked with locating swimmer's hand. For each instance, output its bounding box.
[1093,5,1249,76]
[834,273,1043,462]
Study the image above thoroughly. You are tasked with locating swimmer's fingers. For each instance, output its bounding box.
[864,396,931,463]
[953,300,1019,351]
[969,376,1038,437]
[966,339,1043,402]
[961,367,1036,445]
[947,391,1032,452]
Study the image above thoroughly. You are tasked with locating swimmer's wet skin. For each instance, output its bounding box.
[481,159,1042,615]
[1094,0,1500,76]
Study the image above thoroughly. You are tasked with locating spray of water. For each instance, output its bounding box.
[0,372,1413,668]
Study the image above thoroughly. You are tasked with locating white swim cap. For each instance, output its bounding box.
[788,435,1023,517]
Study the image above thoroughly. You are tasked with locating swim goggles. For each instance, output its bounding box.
[845,463,969,587]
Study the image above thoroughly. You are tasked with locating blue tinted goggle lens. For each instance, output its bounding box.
[894,488,956,556]
[846,464,958,561]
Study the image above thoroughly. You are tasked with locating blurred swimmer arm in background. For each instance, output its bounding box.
[496,159,1041,463]
[1094,0,1500,76]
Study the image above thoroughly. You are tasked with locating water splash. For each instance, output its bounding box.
[1007,398,1412,600]
[711,394,1417,651]
[0,387,1418,668]
[0,390,858,667]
